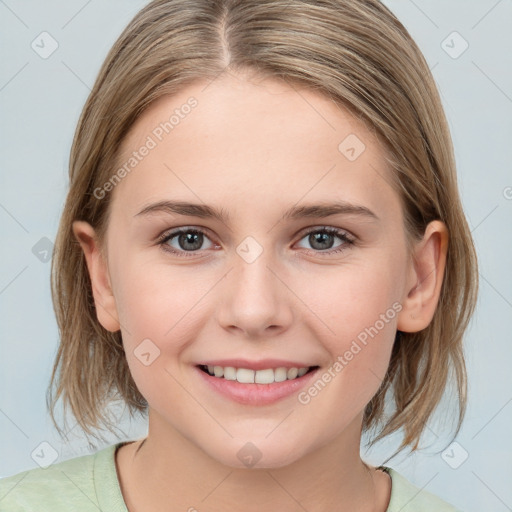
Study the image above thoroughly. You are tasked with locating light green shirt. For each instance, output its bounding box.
[0,442,460,511]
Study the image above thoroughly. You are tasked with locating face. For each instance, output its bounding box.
[79,72,431,469]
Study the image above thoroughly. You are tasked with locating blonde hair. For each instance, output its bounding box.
[48,0,478,453]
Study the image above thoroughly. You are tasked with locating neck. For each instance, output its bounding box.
[116,410,387,512]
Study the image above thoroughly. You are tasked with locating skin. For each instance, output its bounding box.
[73,70,448,512]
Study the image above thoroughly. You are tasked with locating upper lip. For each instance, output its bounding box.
[196,359,316,371]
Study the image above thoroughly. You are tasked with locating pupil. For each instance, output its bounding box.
[311,232,333,250]
[180,232,201,250]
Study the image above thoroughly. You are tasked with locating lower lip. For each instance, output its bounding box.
[195,366,320,405]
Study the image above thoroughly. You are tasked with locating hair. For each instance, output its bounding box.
[47,0,478,454]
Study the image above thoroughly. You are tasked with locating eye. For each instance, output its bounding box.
[157,226,355,258]
[295,227,355,255]
[157,227,217,257]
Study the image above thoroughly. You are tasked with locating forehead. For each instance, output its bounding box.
[110,72,399,221]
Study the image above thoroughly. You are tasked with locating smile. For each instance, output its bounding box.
[195,363,320,405]
[198,364,316,384]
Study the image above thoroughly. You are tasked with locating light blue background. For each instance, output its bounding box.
[1,1,511,511]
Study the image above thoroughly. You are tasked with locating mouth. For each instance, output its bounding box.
[195,363,321,405]
[197,364,319,384]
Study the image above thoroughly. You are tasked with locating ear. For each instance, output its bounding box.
[397,220,448,333]
[72,220,120,332]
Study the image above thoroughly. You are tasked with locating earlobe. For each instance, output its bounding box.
[397,220,449,333]
[72,220,121,332]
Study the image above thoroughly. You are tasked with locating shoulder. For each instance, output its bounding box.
[384,467,461,512]
[0,443,126,512]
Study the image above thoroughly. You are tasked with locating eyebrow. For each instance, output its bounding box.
[134,200,379,223]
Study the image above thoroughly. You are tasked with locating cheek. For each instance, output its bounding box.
[294,267,400,424]
[111,260,205,408]
[113,255,196,336]
[293,256,403,394]
[299,257,403,341]
[111,257,217,378]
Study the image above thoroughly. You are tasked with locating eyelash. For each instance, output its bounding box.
[156,226,356,258]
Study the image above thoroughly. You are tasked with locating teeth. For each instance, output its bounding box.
[203,365,311,383]
[297,367,308,377]
[287,367,298,379]
[255,369,274,384]
[274,367,288,382]
[237,368,255,383]
[224,366,237,380]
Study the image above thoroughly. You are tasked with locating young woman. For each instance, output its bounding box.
[0,1,478,510]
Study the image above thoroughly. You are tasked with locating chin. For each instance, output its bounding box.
[202,436,308,470]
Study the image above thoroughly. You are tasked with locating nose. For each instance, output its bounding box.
[215,245,294,339]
